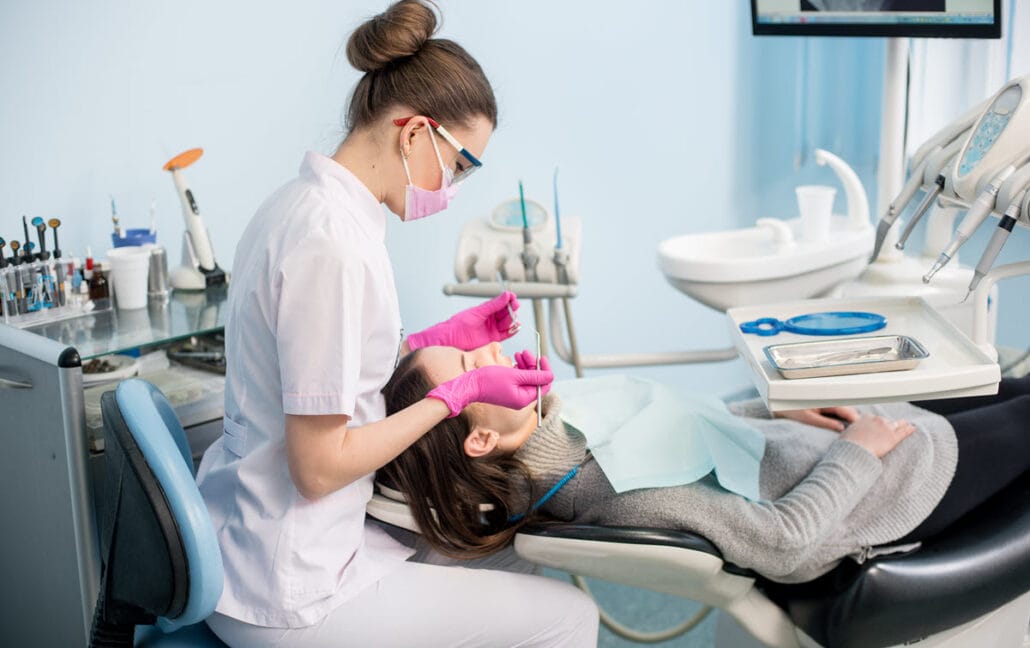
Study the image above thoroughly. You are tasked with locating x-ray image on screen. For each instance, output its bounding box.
[752,0,999,38]
[801,1,946,10]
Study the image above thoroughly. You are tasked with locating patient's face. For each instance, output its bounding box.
[417,344,538,453]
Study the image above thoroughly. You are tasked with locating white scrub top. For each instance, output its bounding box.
[196,152,414,628]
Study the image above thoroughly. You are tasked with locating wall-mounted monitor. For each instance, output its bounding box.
[751,0,1001,38]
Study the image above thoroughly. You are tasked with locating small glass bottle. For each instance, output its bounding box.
[88,259,111,311]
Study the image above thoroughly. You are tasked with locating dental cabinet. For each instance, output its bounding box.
[0,287,227,648]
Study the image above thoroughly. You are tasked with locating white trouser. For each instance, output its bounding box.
[205,560,599,647]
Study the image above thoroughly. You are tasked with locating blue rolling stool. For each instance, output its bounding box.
[92,378,227,647]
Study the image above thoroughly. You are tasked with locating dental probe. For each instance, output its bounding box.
[495,270,520,335]
[895,139,964,250]
[535,330,542,428]
[965,189,1027,301]
[924,164,1016,283]
[870,152,937,262]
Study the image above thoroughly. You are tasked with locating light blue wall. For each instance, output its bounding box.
[736,37,885,223]
[0,1,741,394]
[2,1,934,395]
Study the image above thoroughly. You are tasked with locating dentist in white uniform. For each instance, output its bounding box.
[196,1,598,646]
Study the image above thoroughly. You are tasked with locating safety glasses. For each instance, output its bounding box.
[393,116,483,184]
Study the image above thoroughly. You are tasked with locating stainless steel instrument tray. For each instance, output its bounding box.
[764,335,929,380]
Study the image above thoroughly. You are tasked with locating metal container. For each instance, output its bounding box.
[764,335,929,380]
[147,246,170,299]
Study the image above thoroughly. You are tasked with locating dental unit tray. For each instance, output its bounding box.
[764,334,928,380]
[727,296,1000,411]
[739,311,886,336]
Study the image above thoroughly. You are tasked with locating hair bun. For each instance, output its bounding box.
[347,0,439,73]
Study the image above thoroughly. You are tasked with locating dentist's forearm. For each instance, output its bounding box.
[285,397,450,500]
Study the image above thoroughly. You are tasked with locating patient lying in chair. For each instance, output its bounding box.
[379,343,1030,583]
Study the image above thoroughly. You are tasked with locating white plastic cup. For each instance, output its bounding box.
[795,185,836,242]
[107,247,151,310]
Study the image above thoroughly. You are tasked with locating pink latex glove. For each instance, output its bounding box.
[513,350,553,398]
[427,364,553,418]
[407,292,520,351]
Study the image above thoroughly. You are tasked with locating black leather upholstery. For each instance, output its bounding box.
[761,472,1030,648]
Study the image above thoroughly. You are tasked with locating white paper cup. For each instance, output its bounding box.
[795,185,836,242]
[107,247,151,310]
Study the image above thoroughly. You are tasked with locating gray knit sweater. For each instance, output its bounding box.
[513,394,958,583]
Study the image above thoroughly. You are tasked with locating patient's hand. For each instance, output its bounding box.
[775,406,859,432]
[840,414,915,458]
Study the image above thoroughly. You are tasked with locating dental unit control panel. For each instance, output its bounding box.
[454,197,582,286]
[953,80,1030,195]
[872,75,1030,295]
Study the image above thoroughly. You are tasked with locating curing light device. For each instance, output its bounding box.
[162,148,227,290]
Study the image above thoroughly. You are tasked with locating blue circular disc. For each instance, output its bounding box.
[783,311,886,336]
[740,311,886,336]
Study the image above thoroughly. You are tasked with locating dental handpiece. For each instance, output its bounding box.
[895,140,965,251]
[870,153,936,262]
[895,174,945,251]
[552,166,570,283]
[924,165,1015,283]
[965,189,1026,300]
[520,229,539,282]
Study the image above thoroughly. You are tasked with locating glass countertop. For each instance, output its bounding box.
[24,286,229,360]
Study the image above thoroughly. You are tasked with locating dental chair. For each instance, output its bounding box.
[93,378,227,647]
[367,471,1030,647]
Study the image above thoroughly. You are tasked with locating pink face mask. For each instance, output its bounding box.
[401,129,460,222]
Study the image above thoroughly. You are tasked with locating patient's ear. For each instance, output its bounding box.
[464,426,499,458]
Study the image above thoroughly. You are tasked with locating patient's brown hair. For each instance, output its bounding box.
[379,351,538,559]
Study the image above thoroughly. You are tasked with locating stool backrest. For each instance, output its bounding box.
[98,378,223,634]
